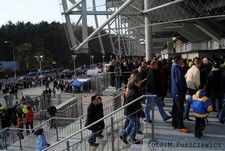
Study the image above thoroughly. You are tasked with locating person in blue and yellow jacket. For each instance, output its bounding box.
[186,85,213,138]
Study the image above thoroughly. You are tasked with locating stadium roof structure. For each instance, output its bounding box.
[61,0,225,60]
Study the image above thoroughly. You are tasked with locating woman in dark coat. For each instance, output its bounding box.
[120,75,142,144]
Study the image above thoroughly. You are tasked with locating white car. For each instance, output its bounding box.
[62,69,71,73]
[86,69,103,76]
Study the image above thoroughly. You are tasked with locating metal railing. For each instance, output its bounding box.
[44,94,156,151]
[0,117,82,150]
[34,96,83,124]
[2,76,146,150]
[79,78,147,121]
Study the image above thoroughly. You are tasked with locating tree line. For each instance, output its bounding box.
[0,21,118,71]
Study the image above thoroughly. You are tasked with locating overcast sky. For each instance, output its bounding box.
[0,0,107,26]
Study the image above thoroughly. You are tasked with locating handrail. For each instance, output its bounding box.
[0,117,79,134]
[44,94,156,150]
[34,99,81,116]
[77,78,146,119]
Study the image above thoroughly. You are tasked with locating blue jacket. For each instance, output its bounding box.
[186,90,213,118]
[36,134,49,151]
[171,63,187,99]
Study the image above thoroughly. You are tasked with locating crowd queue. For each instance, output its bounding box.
[0,55,225,147]
[85,55,225,146]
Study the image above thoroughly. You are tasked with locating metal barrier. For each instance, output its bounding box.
[0,117,82,150]
[43,94,156,151]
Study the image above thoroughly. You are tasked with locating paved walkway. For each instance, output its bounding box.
[139,97,225,151]
[1,85,225,151]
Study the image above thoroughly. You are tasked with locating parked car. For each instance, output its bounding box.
[62,69,71,73]
[86,68,103,76]
[27,72,37,77]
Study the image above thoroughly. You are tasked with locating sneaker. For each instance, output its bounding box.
[137,130,143,135]
[219,119,224,124]
[169,111,173,116]
[177,127,190,133]
[163,116,172,121]
[89,143,99,147]
[194,133,203,138]
[98,134,104,139]
[144,120,152,123]
[129,138,141,144]
[120,135,129,144]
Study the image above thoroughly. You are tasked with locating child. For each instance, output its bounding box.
[16,118,24,139]
[186,85,213,138]
[34,128,50,151]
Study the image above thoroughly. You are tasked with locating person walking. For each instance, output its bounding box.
[34,128,50,151]
[85,95,100,147]
[24,106,34,135]
[207,62,222,112]
[47,104,57,129]
[120,75,142,144]
[16,118,25,139]
[171,56,189,133]
[144,60,171,123]
[186,85,212,138]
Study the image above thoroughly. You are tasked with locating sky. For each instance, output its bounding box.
[0,0,107,26]
[0,0,64,25]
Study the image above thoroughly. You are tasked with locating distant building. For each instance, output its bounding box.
[0,61,19,72]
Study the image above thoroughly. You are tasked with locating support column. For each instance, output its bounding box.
[81,0,88,50]
[144,0,153,61]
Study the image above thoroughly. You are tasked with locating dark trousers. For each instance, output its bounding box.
[172,98,184,129]
[210,89,222,111]
[26,122,34,134]
[195,117,207,134]
[98,121,105,136]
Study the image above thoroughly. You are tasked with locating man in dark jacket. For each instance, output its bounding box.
[47,104,57,129]
[145,60,171,123]
[85,95,99,147]
[171,56,189,133]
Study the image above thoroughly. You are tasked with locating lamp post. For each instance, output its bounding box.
[71,55,76,78]
[34,55,44,92]
[102,55,105,65]
[91,55,94,68]
[4,41,16,81]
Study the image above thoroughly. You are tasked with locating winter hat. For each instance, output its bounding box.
[34,128,43,135]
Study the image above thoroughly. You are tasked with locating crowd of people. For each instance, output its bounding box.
[102,55,225,144]
[1,55,225,147]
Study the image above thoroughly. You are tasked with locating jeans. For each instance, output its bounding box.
[122,115,140,140]
[184,101,191,119]
[88,130,98,144]
[145,93,168,122]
